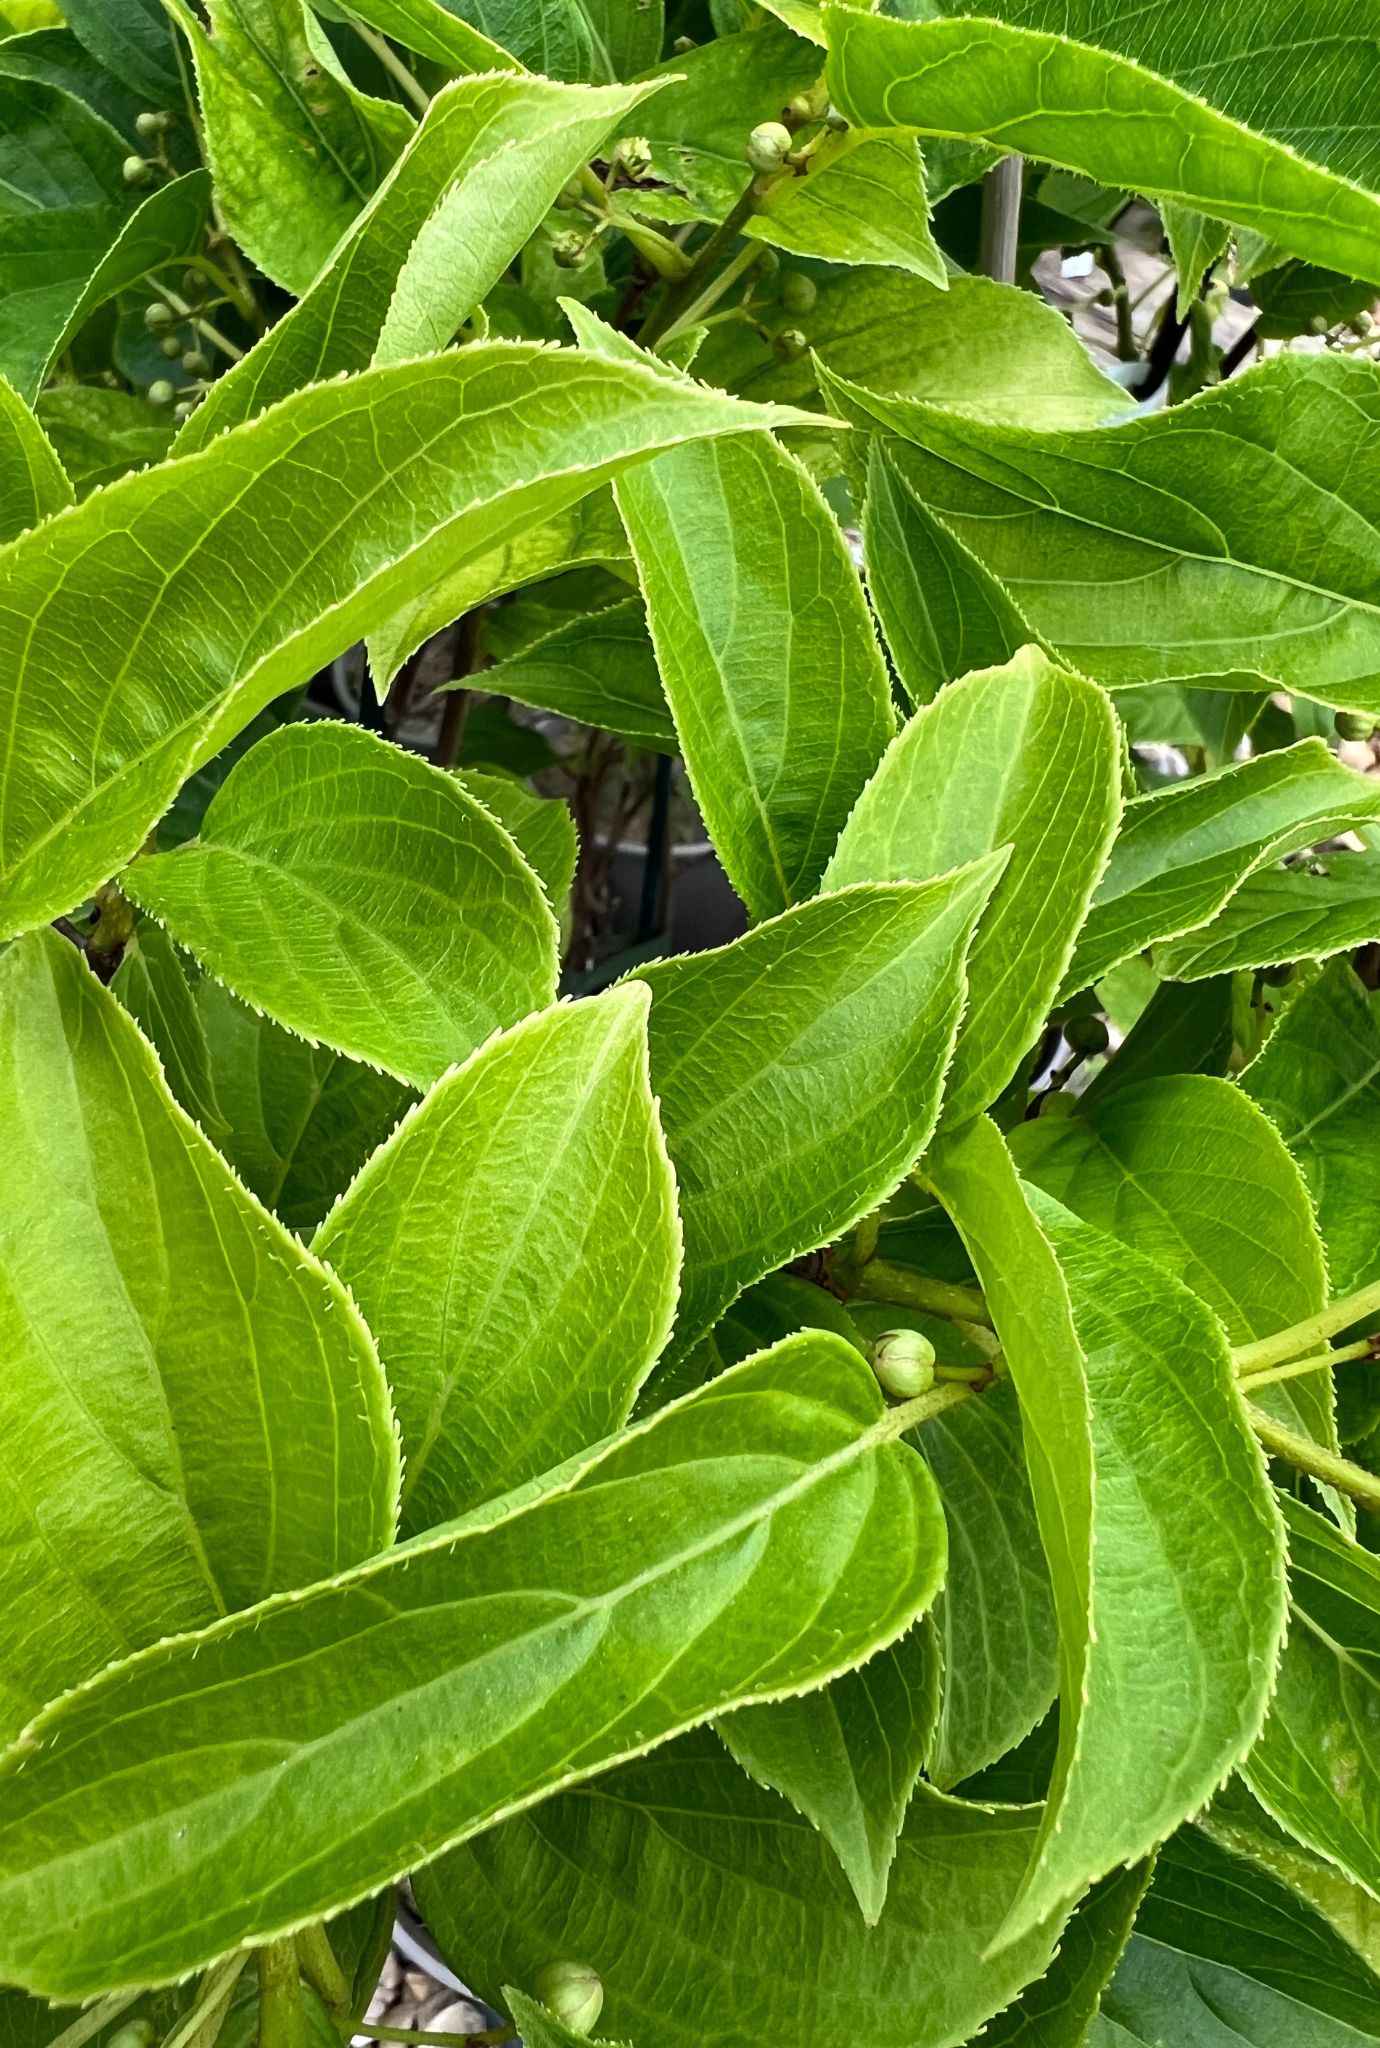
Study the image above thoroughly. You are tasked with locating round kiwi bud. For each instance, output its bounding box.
[870,1329,937,1401]
[1064,1012,1110,1057]
[779,272,818,313]
[532,1961,604,2036]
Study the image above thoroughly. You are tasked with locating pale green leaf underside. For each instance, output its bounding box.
[126,721,558,1089]
[314,985,681,1532]
[637,866,1004,1355]
[824,7,1380,284]
[825,645,1121,1126]
[847,355,1380,713]
[0,1334,942,1999]
[617,430,895,920]
[1065,739,1380,994]
[0,342,811,941]
[0,931,398,1747]
[417,1729,1078,2048]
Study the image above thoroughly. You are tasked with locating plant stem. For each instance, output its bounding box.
[1232,1280,1380,1375]
[853,1258,993,1329]
[637,180,764,346]
[348,17,431,113]
[257,1942,308,2048]
[149,280,244,362]
[44,1992,144,2048]
[295,1925,350,2028]
[655,238,763,346]
[1244,1404,1380,1513]
[1099,242,1137,360]
[883,1381,978,1435]
[162,1955,249,2048]
[1237,1337,1375,1392]
[978,154,1022,283]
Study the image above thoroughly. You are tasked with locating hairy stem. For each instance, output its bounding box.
[638,180,765,346]
[163,1956,249,2048]
[295,1924,350,2028]
[45,1993,144,2048]
[883,1381,978,1435]
[348,17,431,113]
[257,1943,308,2048]
[853,1258,993,1329]
[1245,1405,1380,1513]
[1232,1279,1380,1375]
[1237,1337,1375,1392]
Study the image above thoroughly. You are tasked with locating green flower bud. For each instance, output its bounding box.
[147,379,176,407]
[181,349,210,377]
[550,230,589,270]
[1309,313,1331,334]
[532,1960,604,2036]
[1064,1012,1110,1057]
[786,79,831,124]
[1040,1088,1079,1118]
[746,120,793,174]
[121,155,154,187]
[613,134,653,182]
[144,300,174,334]
[755,246,780,277]
[1335,708,1377,742]
[1351,308,1375,338]
[172,400,197,423]
[182,267,205,300]
[106,2022,155,2048]
[870,1329,936,1401]
[776,326,808,360]
[672,34,697,52]
[779,272,817,313]
[134,109,171,140]
[158,333,184,359]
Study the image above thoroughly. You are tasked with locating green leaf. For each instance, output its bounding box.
[454,769,578,918]
[33,384,174,498]
[0,168,209,404]
[617,432,894,919]
[180,73,666,451]
[0,370,70,542]
[0,1333,946,1999]
[190,973,413,1236]
[931,1120,1287,1946]
[1162,201,1230,316]
[419,1727,1079,2048]
[979,1862,1152,2048]
[314,984,680,1530]
[920,1377,1058,1790]
[476,595,675,753]
[61,0,182,101]
[1011,1074,1336,1458]
[373,486,634,691]
[637,863,1005,1353]
[839,355,1380,712]
[0,930,398,1746]
[1082,973,1235,1106]
[342,0,521,75]
[650,1268,869,1414]
[861,439,1037,706]
[929,0,1380,197]
[0,26,149,148]
[111,918,227,1139]
[824,645,1122,1127]
[1242,1494,1380,1908]
[1242,959,1380,1295]
[0,341,811,941]
[747,128,946,281]
[1065,740,1380,994]
[0,72,131,210]
[1202,1777,1380,1976]
[699,268,1127,424]
[164,0,412,295]
[717,1625,939,1925]
[824,8,1380,285]
[1106,1822,1380,2044]
[125,721,558,1088]
[1157,851,1380,980]
[632,24,821,220]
